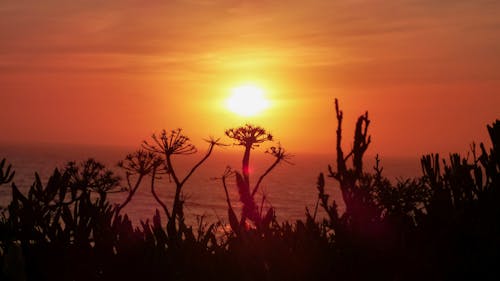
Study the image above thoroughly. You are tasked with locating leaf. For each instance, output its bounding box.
[316,173,325,195]
[228,207,240,234]
[261,207,275,228]
[61,205,74,229]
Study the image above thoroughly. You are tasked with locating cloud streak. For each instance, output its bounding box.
[1,0,499,84]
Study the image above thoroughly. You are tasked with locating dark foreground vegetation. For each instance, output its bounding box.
[1,100,499,281]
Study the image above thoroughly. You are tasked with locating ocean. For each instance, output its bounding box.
[0,143,421,225]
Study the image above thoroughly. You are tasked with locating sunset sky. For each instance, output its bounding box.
[1,0,499,157]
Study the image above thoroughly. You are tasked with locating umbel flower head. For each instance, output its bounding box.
[225,124,273,149]
[118,150,162,176]
[143,128,197,156]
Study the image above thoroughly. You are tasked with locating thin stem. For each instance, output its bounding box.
[222,173,232,208]
[242,145,251,188]
[335,98,346,176]
[151,166,171,220]
[180,142,215,186]
[313,197,320,221]
[252,157,281,197]
[259,194,266,218]
[116,174,144,216]
[166,155,180,187]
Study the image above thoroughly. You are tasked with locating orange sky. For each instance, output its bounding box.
[1,1,499,157]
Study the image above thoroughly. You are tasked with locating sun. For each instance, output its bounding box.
[226,85,270,117]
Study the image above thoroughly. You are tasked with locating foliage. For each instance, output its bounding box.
[0,159,15,186]
[0,105,498,281]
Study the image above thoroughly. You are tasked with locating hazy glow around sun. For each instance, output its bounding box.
[226,85,270,117]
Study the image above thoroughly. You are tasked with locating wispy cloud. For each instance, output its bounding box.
[0,0,499,85]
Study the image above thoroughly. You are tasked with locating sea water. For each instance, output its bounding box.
[0,143,420,225]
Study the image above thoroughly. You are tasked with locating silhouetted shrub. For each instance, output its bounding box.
[0,104,498,281]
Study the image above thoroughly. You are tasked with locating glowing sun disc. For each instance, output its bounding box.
[226,85,269,117]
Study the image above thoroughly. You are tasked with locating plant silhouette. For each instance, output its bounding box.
[141,128,222,243]
[0,159,15,185]
[222,124,291,232]
[116,150,162,216]
[0,103,498,281]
